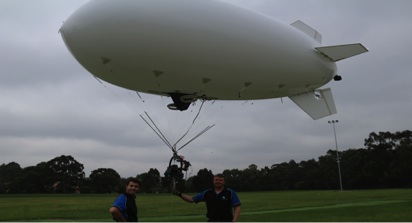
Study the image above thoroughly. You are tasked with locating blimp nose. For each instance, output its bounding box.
[59,23,73,58]
[59,7,82,54]
[59,24,68,46]
[59,21,80,61]
[58,0,105,55]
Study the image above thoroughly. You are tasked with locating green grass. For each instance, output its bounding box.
[0,189,411,221]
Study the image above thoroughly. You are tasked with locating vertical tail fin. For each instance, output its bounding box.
[291,20,322,43]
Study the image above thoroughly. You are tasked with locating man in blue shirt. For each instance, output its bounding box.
[174,173,241,222]
[109,177,140,222]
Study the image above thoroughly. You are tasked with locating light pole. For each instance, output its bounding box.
[328,120,343,191]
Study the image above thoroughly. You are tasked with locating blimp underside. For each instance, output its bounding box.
[60,0,367,119]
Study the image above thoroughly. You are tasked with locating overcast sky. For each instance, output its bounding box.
[1,0,411,178]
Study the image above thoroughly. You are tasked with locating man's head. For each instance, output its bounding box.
[125,177,140,195]
[213,173,225,189]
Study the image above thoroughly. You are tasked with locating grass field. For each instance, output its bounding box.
[0,189,411,222]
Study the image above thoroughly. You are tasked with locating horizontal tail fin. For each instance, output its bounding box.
[315,43,368,62]
[289,88,337,120]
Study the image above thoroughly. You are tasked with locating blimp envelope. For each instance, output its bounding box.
[59,0,368,120]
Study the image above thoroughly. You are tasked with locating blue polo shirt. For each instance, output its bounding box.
[112,193,138,222]
[192,187,241,221]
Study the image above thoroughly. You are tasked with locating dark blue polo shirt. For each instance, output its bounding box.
[192,187,241,221]
[112,193,138,222]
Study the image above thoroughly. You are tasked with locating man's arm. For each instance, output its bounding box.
[179,193,195,203]
[232,205,241,222]
[109,207,126,222]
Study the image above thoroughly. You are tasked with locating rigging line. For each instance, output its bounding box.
[177,124,215,152]
[93,75,148,119]
[185,164,193,180]
[242,100,249,105]
[124,90,145,114]
[143,112,174,150]
[143,111,174,150]
[178,124,215,152]
[173,99,206,148]
[93,76,144,119]
[93,75,104,85]
[153,73,176,143]
[211,100,253,124]
[139,114,173,151]
[135,91,144,102]
[192,99,206,125]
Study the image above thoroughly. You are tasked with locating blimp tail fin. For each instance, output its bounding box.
[315,43,368,62]
[289,88,337,120]
[291,20,322,43]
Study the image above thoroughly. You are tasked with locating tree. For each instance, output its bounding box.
[138,168,161,193]
[259,166,275,191]
[89,168,121,193]
[192,168,213,192]
[296,159,322,190]
[46,155,85,193]
[10,162,55,193]
[0,162,22,193]
[364,130,412,188]
[388,130,412,187]
[240,164,261,191]
[363,132,396,188]
[317,151,340,189]
[1,130,410,193]
[269,160,302,190]
[223,168,243,191]
[339,148,370,189]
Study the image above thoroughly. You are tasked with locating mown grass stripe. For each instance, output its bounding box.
[141,200,407,221]
[241,200,406,215]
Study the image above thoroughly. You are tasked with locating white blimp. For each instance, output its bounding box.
[60,0,368,120]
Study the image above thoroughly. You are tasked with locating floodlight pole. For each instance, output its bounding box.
[328,120,343,191]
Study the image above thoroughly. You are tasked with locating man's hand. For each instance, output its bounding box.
[109,207,126,222]
[171,188,182,197]
[172,190,195,203]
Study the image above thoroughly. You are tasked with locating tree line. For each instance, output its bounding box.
[1,130,411,194]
